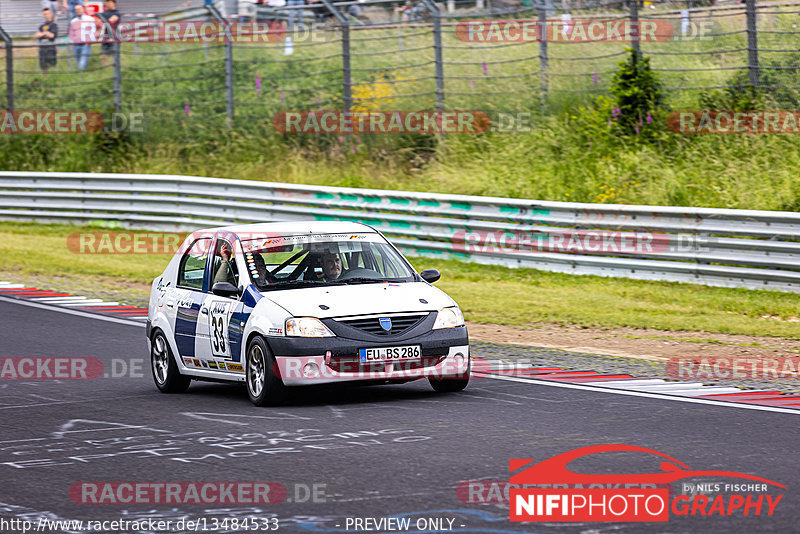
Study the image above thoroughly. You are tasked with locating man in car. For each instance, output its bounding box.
[320,250,342,281]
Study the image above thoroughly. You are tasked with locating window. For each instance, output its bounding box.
[211,239,239,288]
[241,233,416,290]
[178,238,212,290]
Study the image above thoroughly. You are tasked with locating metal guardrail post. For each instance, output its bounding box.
[628,0,641,58]
[0,26,13,112]
[206,5,235,126]
[320,0,352,112]
[745,0,759,89]
[537,3,548,115]
[420,0,445,112]
[113,42,122,115]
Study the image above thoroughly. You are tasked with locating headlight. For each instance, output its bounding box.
[432,306,465,329]
[285,317,335,337]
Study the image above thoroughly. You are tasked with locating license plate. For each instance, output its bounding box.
[359,345,421,363]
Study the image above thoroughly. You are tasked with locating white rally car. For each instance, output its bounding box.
[147,221,470,405]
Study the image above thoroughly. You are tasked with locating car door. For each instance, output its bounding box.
[172,236,213,364]
[195,234,242,369]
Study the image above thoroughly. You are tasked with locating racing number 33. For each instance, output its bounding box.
[209,301,231,357]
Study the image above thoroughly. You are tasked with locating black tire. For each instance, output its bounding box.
[246,336,287,406]
[151,329,191,393]
[429,362,470,393]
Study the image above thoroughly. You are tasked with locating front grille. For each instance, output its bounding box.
[338,314,428,336]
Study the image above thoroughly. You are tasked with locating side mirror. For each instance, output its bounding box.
[420,269,441,284]
[212,281,241,298]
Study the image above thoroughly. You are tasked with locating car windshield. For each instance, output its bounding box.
[240,232,417,290]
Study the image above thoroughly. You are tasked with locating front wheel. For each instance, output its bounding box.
[246,336,287,406]
[429,362,470,393]
[151,330,191,393]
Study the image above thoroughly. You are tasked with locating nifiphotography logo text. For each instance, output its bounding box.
[508,444,784,522]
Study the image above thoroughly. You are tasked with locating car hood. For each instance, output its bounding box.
[261,282,455,319]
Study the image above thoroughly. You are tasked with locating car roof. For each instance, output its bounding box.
[201,220,377,237]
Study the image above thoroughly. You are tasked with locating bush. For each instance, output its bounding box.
[700,52,800,111]
[610,49,665,136]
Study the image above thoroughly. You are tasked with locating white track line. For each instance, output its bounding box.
[61,301,121,307]
[478,372,800,415]
[0,295,145,328]
[31,296,89,302]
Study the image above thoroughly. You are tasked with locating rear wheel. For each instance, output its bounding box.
[429,362,470,393]
[246,336,287,406]
[151,330,191,393]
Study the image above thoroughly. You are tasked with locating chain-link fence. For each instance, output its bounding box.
[0,0,798,129]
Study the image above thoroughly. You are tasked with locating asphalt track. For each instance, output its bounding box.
[0,298,798,534]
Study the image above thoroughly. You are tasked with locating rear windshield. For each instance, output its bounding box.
[241,233,416,290]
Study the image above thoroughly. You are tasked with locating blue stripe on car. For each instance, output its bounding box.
[174,293,203,358]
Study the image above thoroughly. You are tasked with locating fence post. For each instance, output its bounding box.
[628,0,640,58]
[113,42,122,115]
[537,2,548,114]
[320,0,352,112]
[420,0,445,112]
[0,27,13,112]
[745,0,759,89]
[206,4,235,127]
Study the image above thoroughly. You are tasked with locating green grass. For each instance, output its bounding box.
[1,221,798,338]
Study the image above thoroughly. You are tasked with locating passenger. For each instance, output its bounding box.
[213,242,237,285]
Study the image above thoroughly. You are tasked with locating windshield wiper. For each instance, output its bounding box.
[261,279,350,290]
[341,277,401,285]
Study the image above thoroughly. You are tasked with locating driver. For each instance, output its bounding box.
[320,251,342,281]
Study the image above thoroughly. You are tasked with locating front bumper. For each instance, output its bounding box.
[269,326,470,386]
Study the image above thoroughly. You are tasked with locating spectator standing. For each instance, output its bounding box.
[41,0,62,16]
[68,4,96,71]
[35,8,59,73]
[286,0,304,32]
[97,0,121,67]
[239,0,258,22]
[62,0,85,20]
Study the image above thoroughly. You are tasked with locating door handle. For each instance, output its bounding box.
[201,308,209,315]
[166,301,174,309]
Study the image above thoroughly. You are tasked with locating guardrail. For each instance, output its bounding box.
[0,171,799,292]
